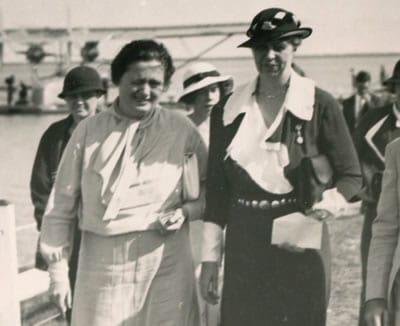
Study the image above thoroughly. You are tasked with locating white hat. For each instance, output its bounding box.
[179,62,232,102]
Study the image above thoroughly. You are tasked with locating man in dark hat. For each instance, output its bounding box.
[342,70,382,136]
[30,65,105,321]
[354,59,400,326]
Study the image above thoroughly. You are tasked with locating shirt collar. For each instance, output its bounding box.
[223,69,315,126]
[285,70,315,121]
[223,78,257,126]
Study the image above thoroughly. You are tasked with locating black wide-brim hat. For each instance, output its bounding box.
[383,59,400,86]
[238,8,312,48]
[58,65,106,99]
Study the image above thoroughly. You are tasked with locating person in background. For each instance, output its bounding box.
[179,62,233,145]
[15,81,30,105]
[30,65,105,322]
[355,59,400,326]
[179,62,233,326]
[200,7,362,326]
[39,39,207,325]
[342,70,382,136]
[5,74,16,105]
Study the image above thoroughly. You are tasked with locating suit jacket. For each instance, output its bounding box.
[354,104,400,203]
[366,138,400,309]
[342,93,382,135]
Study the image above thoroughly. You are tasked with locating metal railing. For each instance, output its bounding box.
[0,200,63,326]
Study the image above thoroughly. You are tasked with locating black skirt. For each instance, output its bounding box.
[220,159,326,326]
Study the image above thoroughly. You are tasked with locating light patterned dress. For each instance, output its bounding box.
[40,103,207,326]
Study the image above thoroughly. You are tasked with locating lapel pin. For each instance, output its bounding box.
[295,124,304,144]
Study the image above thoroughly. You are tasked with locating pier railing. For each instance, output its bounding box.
[0,200,62,326]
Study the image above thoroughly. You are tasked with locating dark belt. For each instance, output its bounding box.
[236,196,297,210]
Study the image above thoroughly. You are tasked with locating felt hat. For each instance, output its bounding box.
[238,8,312,48]
[58,66,105,99]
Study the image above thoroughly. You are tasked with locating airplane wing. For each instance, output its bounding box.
[1,23,248,43]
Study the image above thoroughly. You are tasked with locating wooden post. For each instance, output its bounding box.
[0,200,21,326]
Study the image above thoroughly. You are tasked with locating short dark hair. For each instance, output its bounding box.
[355,71,371,83]
[111,39,175,87]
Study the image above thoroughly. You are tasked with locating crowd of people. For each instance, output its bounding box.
[28,6,400,326]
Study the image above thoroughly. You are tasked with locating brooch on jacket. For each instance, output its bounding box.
[295,123,304,144]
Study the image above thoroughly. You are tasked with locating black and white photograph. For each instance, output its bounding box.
[0,0,399,325]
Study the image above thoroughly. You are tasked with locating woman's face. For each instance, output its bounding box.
[118,60,165,119]
[65,90,100,124]
[192,83,221,114]
[251,39,295,78]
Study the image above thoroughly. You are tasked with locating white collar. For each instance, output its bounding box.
[393,103,400,114]
[223,69,315,126]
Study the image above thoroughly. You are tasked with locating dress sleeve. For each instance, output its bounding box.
[182,124,208,221]
[202,103,230,262]
[319,93,363,201]
[39,121,86,282]
[30,131,52,230]
[190,125,208,183]
[366,141,399,301]
[204,104,231,227]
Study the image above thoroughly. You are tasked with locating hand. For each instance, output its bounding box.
[305,208,333,221]
[49,281,71,319]
[364,298,387,326]
[355,189,370,202]
[155,209,185,235]
[200,261,220,305]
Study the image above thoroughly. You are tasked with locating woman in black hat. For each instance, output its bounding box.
[199,8,362,326]
[38,40,207,325]
[30,65,106,322]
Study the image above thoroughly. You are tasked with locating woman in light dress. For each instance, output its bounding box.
[40,39,207,326]
[180,62,233,326]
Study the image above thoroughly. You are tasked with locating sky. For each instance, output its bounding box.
[1,0,400,59]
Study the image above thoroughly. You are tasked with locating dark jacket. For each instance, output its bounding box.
[342,93,382,135]
[205,87,363,228]
[354,104,400,203]
[30,114,81,320]
[30,115,74,229]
